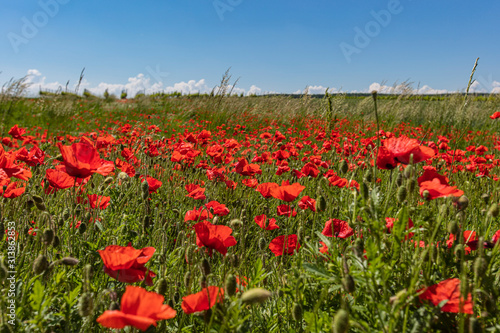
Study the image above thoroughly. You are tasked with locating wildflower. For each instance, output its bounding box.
[97,286,176,331]
[417,278,473,314]
[181,286,224,314]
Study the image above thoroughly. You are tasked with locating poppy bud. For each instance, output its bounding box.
[297,226,304,244]
[481,193,490,205]
[396,172,403,187]
[173,291,180,303]
[474,257,488,277]
[0,222,4,237]
[361,182,369,202]
[454,244,465,259]
[230,219,243,228]
[212,216,219,224]
[26,199,35,210]
[203,308,212,324]
[292,303,303,322]
[63,208,71,220]
[488,203,499,217]
[118,172,129,181]
[35,201,46,212]
[84,264,93,282]
[61,257,80,266]
[447,220,459,235]
[103,176,114,185]
[397,186,407,203]
[52,235,60,248]
[32,195,43,204]
[141,190,149,201]
[225,274,237,296]
[339,160,348,174]
[199,275,207,289]
[42,229,54,244]
[79,222,87,234]
[78,292,94,317]
[371,90,377,100]
[317,195,327,212]
[200,258,211,276]
[241,288,272,304]
[184,271,192,289]
[55,154,63,161]
[456,195,469,211]
[258,237,267,251]
[422,190,430,200]
[342,274,356,293]
[33,255,49,275]
[363,169,372,183]
[143,215,151,230]
[403,165,413,179]
[406,178,416,193]
[240,209,246,221]
[184,246,193,264]
[231,254,239,268]
[332,309,349,333]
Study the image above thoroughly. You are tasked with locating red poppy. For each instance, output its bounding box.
[321,219,354,238]
[298,195,316,212]
[194,220,237,256]
[419,178,463,200]
[8,125,26,140]
[57,141,113,178]
[184,207,213,222]
[0,179,25,198]
[385,217,414,238]
[254,214,279,230]
[181,286,224,314]
[205,201,230,216]
[269,234,300,256]
[492,230,500,243]
[0,146,32,180]
[446,230,477,254]
[269,182,305,202]
[98,244,156,286]
[87,194,111,210]
[141,176,162,194]
[242,178,259,188]
[417,278,473,314]
[235,158,262,177]
[377,136,435,169]
[276,204,297,217]
[97,285,176,331]
[489,111,500,119]
[256,182,279,198]
[15,146,45,166]
[185,184,206,200]
[300,162,320,178]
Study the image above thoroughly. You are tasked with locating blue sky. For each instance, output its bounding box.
[1,0,499,96]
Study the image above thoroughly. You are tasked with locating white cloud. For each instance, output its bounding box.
[293,86,339,95]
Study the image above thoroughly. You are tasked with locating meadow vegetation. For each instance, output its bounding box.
[1,77,500,332]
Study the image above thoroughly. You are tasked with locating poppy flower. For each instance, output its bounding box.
[181,286,224,314]
[87,194,111,210]
[44,168,78,192]
[97,285,176,331]
[419,178,463,200]
[256,182,279,198]
[269,234,300,256]
[492,230,500,244]
[8,125,26,140]
[184,207,213,222]
[321,219,354,238]
[0,179,25,198]
[242,178,259,188]
[205,201,230,216]
[254,214,279,230]
[276,204,297,217]
[235,158,262,177]
[417,278,473,314]
[385,217,414,238]
[98,244,156,286]
[185,184,206,200]
[15,146,45,166]
[446,231,477,254]
[300,162,320,178]
[194,220,237,256]
[489,111,500,119]
[377,136,435,169]
[57,141,113,178]
[298,195,316,212]
[269,182,305,202]
[0,146,32,180]
[141,176,162,194]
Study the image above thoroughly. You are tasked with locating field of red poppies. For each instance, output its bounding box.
[1,92,500,332]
